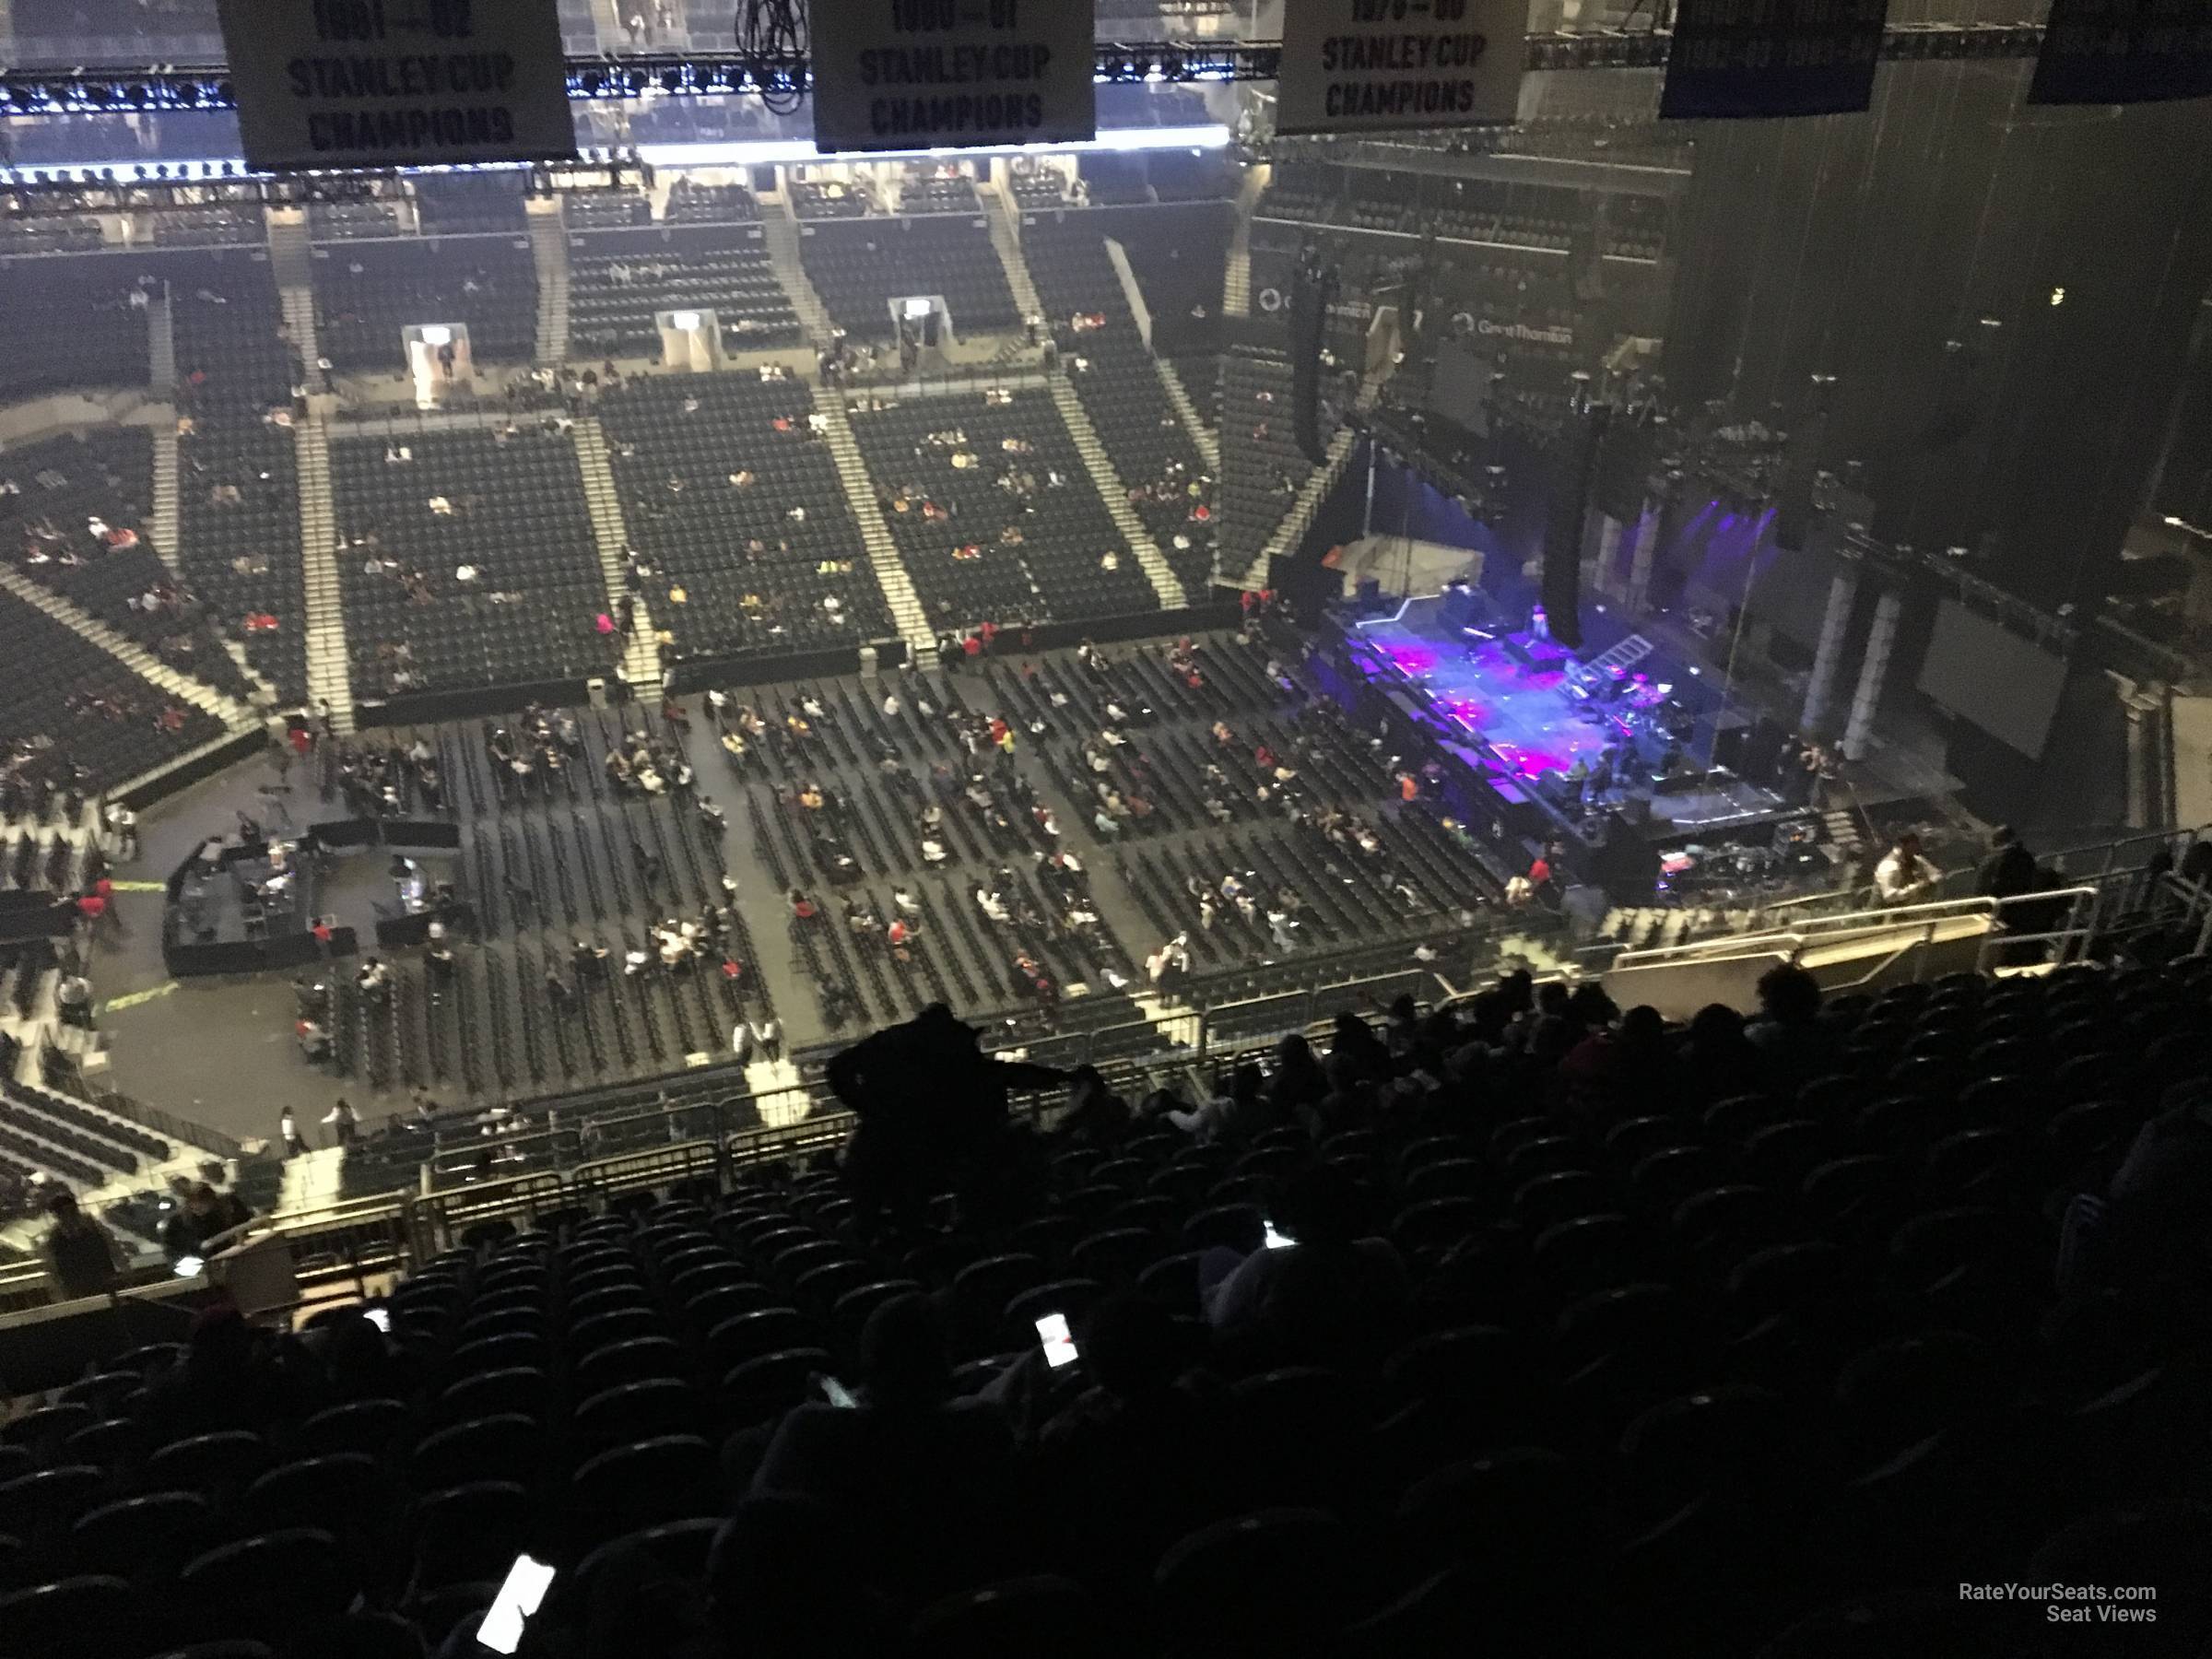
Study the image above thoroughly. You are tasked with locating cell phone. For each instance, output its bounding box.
[364,1306,391,1334]
[172,1254,204,1278]
[818,1374,857,1409]
[477,1553,557,1655]
[1263,1218,1297,1250]
[1034,1312,1079,1369]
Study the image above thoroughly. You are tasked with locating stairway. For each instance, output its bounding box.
[0,565,256,730]
[814,396,936,657]
[266,209,324,389]
[571,417,662,689]
[526,197,571,367]
[295,417,356,733]
[1224,165,1267,321]
[760,208,837,347]
[1237,426,1357,591]
[1156,359,1220,472]
[149,418,182,578]
[1048,379,1187,610]
[147,289,176,394]
[984,189,1044,321]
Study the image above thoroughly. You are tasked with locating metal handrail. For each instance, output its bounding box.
[1611,887,2100,975]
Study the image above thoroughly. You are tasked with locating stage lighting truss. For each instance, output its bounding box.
[0,22,2056,116]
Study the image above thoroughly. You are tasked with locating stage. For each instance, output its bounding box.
[1327,593,1821,901]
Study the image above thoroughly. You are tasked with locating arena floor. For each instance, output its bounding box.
[82,632,1509,1150]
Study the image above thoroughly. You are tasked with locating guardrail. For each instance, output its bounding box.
[1607,887,2102,980]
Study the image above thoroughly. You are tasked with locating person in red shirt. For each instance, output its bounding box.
[961,635,983,662]
[1400,773,1420,803]
[790,889,817,922]
[1528,854,1553,888]
[288,724,312,759]
[978,620,998,652]
[76,891,107,927]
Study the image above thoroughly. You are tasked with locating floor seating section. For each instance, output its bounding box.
[0,429,256,704]
[328,429,621,700]
[178,422,309,704]
[9,948,2203,1658]
[1218,349,1316,574]
[1022,217,1220,594]
[312,238,538,371]
[597,374,892,664]
[0,586,225,792]
[0,255,149,401]
[798,217,1019,339]
[848,388,1157,629]
[568,226,801,359]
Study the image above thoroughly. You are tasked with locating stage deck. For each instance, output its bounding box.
[1350,605,1787,838]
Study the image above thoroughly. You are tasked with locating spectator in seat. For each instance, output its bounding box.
[706,1494,896,1659]
[748,1295,1020,1614]
[162,1182,247,1263]
[1202,1164,1409,1368]
[2060,1091,2212,1294]
[1151,1060,1267,1147]
[1326,1011,1392,1088]
[1030,1295,1227,1587]
[1267,1032,1330,1120]
[1745,963,1835,1090]
[41,1190,123,1301]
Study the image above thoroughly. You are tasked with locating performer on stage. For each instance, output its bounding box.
[1529,604,1550,642]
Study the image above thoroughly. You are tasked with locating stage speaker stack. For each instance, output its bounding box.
[1542,398,1608,651]
[1291,252,1339,465]
[1775,371,1836,553]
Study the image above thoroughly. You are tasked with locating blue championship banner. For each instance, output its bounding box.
[1659,0,1889,121]
[2030,0,2212,106]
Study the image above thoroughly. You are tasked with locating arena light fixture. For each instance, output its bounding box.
[0,121,1230,187]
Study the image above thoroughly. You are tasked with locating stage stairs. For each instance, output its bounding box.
[571,416,663,690]
[1572,633,1655,683]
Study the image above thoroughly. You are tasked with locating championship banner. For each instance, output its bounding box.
[218,0,576,172]
[809,0,1097,153]
[2029,0,2212,106]
[1659,0,1889,121]
[1275,0,1528,136]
